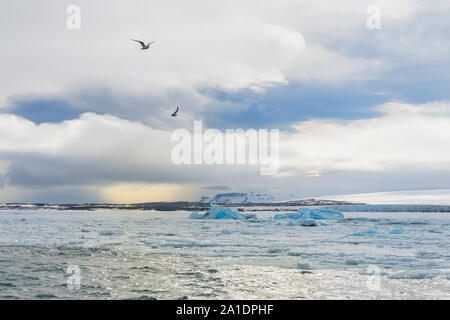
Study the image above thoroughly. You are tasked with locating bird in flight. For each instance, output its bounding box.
[131,39,155,50]
[171,107,179,117]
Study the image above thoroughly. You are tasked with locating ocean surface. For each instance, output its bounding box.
[0,208,449,299]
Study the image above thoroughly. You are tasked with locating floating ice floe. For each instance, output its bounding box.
[351,226,405,237]
[389,271,439,280]
[189,212,206,219]
[274,208,344,220]
[297,263,312,270]
[273,208,344,226]
[389,226,404,234]
[98,229,124,236]
[345,259,359,266]
[189,204,256,220]
[352,228,378,236]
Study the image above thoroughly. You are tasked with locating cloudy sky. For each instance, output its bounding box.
[1,0,450,203]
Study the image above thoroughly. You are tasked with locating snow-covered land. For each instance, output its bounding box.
[199,192,275,204]
[328,204,450,212]
[319,189,450,205]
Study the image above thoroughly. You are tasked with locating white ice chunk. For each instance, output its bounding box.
[389,226,404,234]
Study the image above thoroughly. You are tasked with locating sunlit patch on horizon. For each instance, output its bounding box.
[99,183,198,204]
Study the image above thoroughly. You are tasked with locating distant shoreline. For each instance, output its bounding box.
[2,201,450,212]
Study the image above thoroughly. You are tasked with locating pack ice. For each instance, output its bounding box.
[189,204,256,220]
[273,208,344,226]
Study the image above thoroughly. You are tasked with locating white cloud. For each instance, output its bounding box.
[0,0,396,107]
[0,112,172,165]
[0,112,267,201]
[280,101,450,175]
[1,101,450,202]
[1,0,450,202]
[319,189,450,205]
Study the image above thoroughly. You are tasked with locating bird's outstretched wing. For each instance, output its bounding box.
[171,107,179,116]
[147,41,155,46]
[131,39,146,48]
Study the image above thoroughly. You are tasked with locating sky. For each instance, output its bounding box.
[1,0,450,203]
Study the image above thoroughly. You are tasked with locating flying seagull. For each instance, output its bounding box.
[171,107,179,117]
[131,39,155,50]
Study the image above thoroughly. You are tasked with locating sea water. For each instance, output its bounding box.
[0,209,449,299]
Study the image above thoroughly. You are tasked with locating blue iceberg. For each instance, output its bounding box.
[189,204,252,220]
[189,211,206,219]
[273,208,343,227]
[274,208,344,220]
